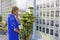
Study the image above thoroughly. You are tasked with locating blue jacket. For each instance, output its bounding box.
[7,14,19,40]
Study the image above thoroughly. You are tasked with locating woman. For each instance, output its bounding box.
[7,6,20,40]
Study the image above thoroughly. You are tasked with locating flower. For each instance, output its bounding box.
[20,7,34,40]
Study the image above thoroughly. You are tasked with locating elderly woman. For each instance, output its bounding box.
[7,6,20,40]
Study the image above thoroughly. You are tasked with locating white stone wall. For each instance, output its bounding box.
[0,0,1,15]
[36,0,60,40]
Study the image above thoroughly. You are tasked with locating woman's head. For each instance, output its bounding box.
[11,6,19,15]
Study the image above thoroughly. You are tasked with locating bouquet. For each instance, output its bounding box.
[20,7,34,40]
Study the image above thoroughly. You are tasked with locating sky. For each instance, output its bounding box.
[0,0,55,11]
[15,0,55,10]
[15,0,33,10]
[15,0,26,9]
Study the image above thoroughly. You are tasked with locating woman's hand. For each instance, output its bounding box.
[18,32,20,35]
[14,28,20,34]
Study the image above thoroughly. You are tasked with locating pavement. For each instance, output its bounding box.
[0,35,42,40]
[0,35,7,40]
[0,30,7,40]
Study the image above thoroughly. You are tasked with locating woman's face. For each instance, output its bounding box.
[13,10,18,16]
